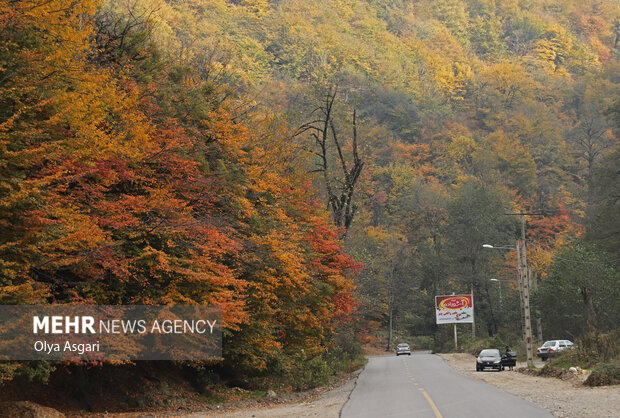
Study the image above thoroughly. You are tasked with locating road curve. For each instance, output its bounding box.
[341,353,552,418]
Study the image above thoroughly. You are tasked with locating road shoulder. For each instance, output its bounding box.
[208,369,361,418]
[438,353,620,418]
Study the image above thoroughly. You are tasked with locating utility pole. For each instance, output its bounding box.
[513,212,534,367]
[518,237,534,367]
[515,247,526,341]
[531,268,543,343]
[503,211,543,367]
[386,260,395,352]
[486,208,547,368]
[387,303,393,352]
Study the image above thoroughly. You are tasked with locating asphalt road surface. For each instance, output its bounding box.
[341,353,552,418]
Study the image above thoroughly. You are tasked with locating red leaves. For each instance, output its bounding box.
[524,201,578,248]
[1,2,360,375]
[332,291,358,324]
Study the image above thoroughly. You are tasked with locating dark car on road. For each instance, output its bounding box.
[476,349,503,371]
[395,343,411,356]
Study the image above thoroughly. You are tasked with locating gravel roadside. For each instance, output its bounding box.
[438,353,620,418]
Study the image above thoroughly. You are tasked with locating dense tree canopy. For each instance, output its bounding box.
[1,0,618,384]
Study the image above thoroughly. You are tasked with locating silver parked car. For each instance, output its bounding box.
[395,343,411,356]
[536,340,574,361]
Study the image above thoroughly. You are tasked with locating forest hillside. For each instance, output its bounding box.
[0,0,618,410]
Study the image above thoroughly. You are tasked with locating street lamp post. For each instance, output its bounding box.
[485,245,521,329]
[490,278,516,305]
[491,278,502,305]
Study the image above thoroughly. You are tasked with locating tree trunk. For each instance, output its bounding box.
[580,286,597,332]
[386,305,393,352]
[484,283,497,336]
[294,88,363,238]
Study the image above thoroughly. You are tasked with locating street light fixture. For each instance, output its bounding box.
[483,244,516,250]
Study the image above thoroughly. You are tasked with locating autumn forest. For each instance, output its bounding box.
[1,0,619,404]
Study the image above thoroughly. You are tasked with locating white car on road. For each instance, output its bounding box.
[537,340,574,361]
[395,343,411,356]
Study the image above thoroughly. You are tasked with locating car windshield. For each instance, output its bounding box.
[479,349,500,357]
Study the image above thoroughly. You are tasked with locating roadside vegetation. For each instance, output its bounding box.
[544,331,620,386]
[1,0,619,412]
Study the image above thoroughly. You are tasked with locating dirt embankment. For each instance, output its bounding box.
[438,353,620,418]
[0,369,362,418]
[53,369,361,418]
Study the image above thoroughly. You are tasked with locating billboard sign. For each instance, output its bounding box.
[435,294,474,324]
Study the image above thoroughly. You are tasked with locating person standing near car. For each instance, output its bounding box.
[504,346,514,370]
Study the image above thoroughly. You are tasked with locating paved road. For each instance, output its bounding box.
[341,353,552,418]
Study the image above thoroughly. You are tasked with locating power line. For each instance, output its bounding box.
[504,212,546,216]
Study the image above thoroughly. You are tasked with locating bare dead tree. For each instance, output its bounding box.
[294,87,363,236]
[89,2,160,67]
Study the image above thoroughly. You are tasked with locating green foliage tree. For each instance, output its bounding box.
[536,240,619,336]
[444,180,517,336]
[587,144,620,257]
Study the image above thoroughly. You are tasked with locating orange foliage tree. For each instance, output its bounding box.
[0,0,358,383]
